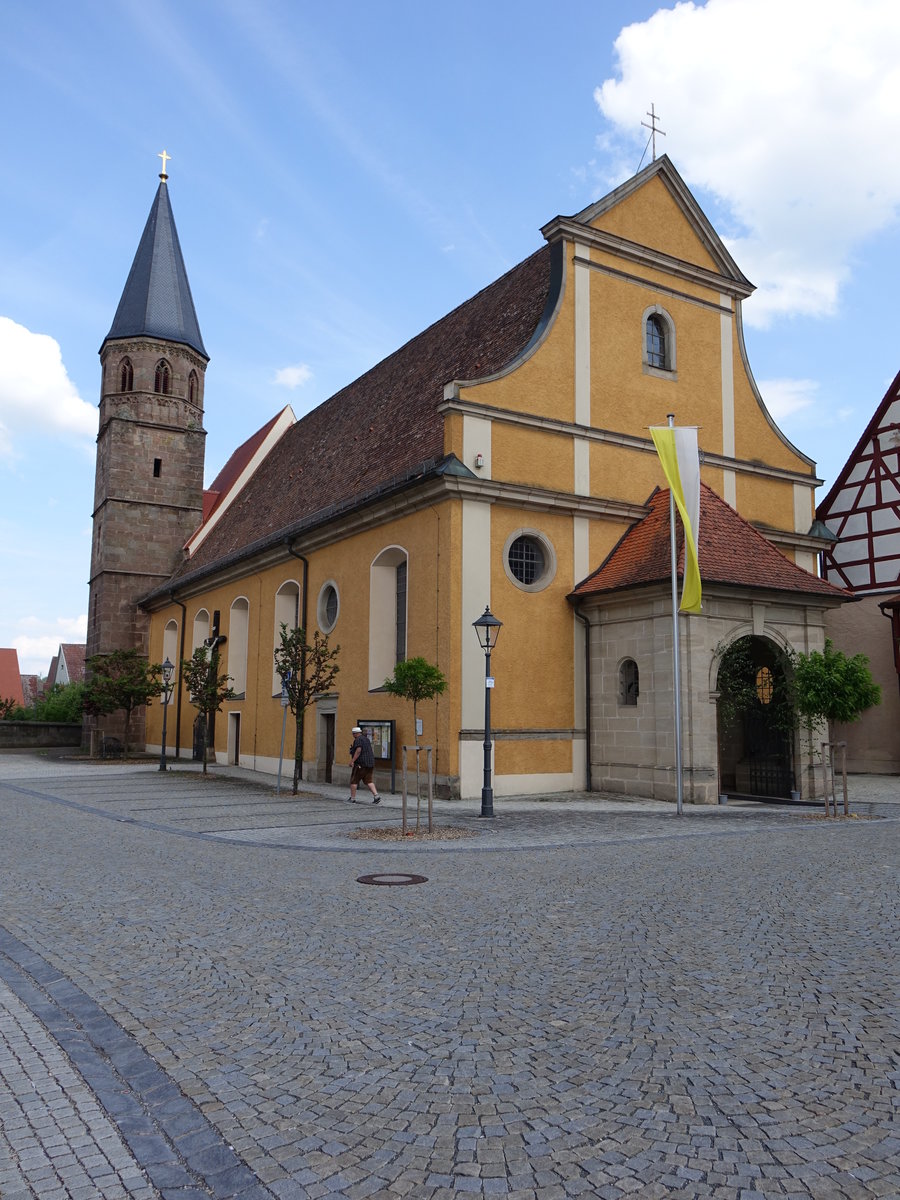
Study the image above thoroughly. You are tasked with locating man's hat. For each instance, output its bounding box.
[352,726,362,733]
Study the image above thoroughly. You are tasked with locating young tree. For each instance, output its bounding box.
[182,645,237,774]
[83,650,163,755]
[273,624,340,793]
[791,639,881,812]
[383,657,447,827]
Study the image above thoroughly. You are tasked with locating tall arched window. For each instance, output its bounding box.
[369,547,408,689]
[273,581,300,694]
[192,609,210,652]
[228,598,249,697]
[154,360,171,394]
[119,358,134,392]
[646,315,667,369]
[642,306,676,376]
[188,370,198,405]
[163,619,179,705]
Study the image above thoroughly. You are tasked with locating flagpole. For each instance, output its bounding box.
[667,413,684,816]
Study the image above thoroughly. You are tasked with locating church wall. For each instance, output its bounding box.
[824,596,900,773]
[490,424,573,491]
[588,174,721,273]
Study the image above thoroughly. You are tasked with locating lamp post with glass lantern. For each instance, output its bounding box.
[158,658,175,772]
[473,606,502,818]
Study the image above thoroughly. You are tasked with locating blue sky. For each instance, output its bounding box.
[2,0,900,677]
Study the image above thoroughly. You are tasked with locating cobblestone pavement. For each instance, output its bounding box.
[0,751,898,1199]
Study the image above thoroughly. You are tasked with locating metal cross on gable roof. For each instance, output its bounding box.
[641,104,666,162]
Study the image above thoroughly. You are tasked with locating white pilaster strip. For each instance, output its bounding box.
[460,497,493,797]
[575,242,591,427]
[462,413,492,479]
[720,295,737,507]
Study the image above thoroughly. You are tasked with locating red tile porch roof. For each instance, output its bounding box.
[571,484,846,601]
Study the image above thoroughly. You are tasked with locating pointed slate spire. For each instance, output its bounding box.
[105,179,207,358]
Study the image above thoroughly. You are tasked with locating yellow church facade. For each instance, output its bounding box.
[132,157,838,802]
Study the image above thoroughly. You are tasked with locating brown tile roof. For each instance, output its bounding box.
[0,649,25,706]
[171,246,553,583]
[59,643,86,683]
[202,408,289,526]
[571,484,846,601]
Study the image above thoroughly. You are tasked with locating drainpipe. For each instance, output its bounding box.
[575,606,592,792]
[285,541,309,785]
[170,592,187,762]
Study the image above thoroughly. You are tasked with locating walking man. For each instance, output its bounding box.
[348,725,380,803]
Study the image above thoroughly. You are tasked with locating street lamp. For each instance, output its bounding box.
[158,657,175,772]
[473,606,502,818]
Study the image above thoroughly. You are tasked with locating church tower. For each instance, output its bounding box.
[86,158,208,677]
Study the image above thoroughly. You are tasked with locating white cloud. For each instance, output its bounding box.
[273,363,313,389]
[0,317,96,460]
[757,377,819,421]
[13,615,87,678]
[595,0,900,327]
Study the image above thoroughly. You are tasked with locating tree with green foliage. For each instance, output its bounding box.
[383,657,447,827]
[273,624,341,793]
[83,650,163,755]
[181,644,237,773]
[31,682,85,723]
[791,639,880,811]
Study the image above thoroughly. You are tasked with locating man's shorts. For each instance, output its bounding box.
[351,762,374,785]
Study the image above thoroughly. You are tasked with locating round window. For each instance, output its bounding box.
[503,530,556,592]
[318,583,339,632]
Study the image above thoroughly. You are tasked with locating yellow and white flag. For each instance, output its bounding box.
[650,425,701,613]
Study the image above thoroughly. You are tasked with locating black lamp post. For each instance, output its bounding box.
[158,657,175,772]
[473,606,502,818]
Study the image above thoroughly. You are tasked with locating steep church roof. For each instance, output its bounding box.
[104,180,207,358]
[571,484,845,602]
[157,245,552,590]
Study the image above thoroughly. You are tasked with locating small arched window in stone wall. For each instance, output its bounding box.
[154,360,171,395]
[119,358,134,392]
[618,658,639,706]
[188,370,198,405]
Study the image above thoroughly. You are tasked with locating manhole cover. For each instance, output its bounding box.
[357,873,428,886]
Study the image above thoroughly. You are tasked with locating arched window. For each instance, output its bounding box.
[192,609,210,653]
[228,598,249,697]
[642,306,676,376]
[188,370,198,405]
[119,358,134,392]
[163,620,179,706]
[273,581,300,694]
[618,659,640,706]
[369,547,408,689]
[154,360,171,395]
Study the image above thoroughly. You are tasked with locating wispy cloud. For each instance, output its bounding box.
[273,363,313,389]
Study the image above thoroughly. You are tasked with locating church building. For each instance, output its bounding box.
[88,155,845,802]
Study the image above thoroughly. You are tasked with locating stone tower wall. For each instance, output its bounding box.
[86,336,207,747]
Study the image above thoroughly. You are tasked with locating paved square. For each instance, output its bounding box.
[0,752,897,1198]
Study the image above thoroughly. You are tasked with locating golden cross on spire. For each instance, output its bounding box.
[158,149,171,179]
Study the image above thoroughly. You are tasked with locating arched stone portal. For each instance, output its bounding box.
[716,635,796,799]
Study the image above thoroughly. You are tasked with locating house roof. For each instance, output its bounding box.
[59,643,86,683]
[817,366,900,517]
[0,648,25,707]
[104,180,207,359]
[164,244,552,587]
[570,484,846,602]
